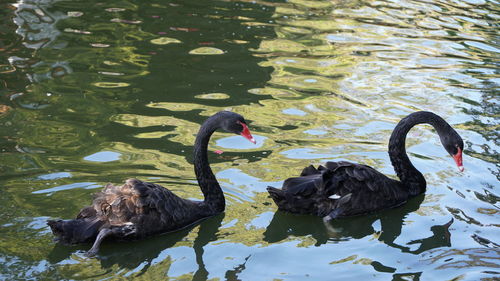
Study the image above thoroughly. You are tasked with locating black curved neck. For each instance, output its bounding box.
[194,116,225,213]
[388,111,449,196]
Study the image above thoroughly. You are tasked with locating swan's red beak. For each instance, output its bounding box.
[452,147,464,172]
[239,122,256,144]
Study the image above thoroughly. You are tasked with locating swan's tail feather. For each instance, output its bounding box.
[47,218,104,244]
[267,186,285,204]
[300,165,319,176]
[267,186,317,214]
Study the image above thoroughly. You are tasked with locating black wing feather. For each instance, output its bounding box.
[267,161,409,218]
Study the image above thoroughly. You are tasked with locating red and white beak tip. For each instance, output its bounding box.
[452,148,464,172]
[240,133,256,144]
[239,122,256,144]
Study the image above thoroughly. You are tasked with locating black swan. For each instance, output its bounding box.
[47,111,255,256]
[267,111,464,221]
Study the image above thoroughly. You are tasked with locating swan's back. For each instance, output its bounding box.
[92,178,208,236]
[267,161,409,218]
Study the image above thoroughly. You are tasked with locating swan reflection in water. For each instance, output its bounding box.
[264,194,454,255]
[46,196,451,278]
[47,214,249,279]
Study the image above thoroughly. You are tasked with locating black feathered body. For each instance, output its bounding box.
[267,161,409,218]
[47,178,216,245]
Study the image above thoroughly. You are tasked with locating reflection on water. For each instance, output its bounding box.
[0,0,498,279]
[47,214,225,279]
[265,194,454,256]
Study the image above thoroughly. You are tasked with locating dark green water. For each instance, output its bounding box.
[0,0,499,279]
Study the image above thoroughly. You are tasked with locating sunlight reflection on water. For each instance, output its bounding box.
[83,151,122,162]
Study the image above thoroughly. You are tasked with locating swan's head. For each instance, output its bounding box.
[441,128,464,172]
[217,111,256,144]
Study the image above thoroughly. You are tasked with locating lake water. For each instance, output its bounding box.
[0,0,499,280]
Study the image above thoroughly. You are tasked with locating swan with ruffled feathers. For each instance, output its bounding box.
[48,111,256,256]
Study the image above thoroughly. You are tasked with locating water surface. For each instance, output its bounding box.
[0,0,499,279]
